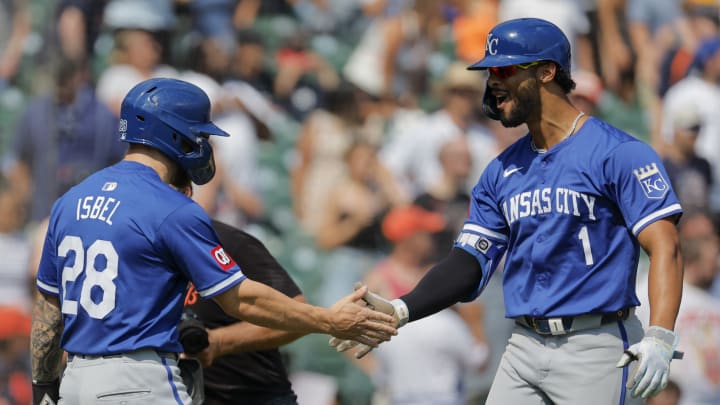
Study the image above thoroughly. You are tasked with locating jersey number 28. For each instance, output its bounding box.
[59,235,118,319]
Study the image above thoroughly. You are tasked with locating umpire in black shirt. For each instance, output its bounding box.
[183,220,305,404]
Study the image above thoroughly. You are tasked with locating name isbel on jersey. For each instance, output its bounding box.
[76,195,121,225]
[502,186,596,225]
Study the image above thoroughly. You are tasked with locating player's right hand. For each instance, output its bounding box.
[615,325,680,399]
[327,285,398,347]
[194,329,222,368]
[329,283,409,359]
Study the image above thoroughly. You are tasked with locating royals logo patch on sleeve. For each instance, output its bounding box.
[211,245,236,271]
[633,163,669,199]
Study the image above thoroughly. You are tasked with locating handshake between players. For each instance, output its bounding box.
[331,283,683,401]
[329,283,407,359]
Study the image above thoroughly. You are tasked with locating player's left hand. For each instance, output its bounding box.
[615,325,680,399]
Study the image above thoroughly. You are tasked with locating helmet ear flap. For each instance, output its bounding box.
[482,88,501,120]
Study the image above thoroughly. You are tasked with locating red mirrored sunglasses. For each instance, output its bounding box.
[487,61,542,79]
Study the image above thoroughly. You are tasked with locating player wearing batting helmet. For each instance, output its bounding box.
[332,18,684,404]
[30,78,397,405]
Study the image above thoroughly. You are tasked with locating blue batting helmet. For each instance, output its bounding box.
[119,78,229,185]
[468,18,571,73]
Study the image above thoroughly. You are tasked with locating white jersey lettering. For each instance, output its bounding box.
[76,196,121,226]
[503,187,598,225]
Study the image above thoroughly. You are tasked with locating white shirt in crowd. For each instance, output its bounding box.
[373,309,488,405]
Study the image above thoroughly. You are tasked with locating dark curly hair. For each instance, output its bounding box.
[554,65,576,94]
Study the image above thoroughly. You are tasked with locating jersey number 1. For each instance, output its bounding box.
[59,235,118,319]
[577,226,594,266]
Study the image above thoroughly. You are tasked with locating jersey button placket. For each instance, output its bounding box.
[536,273,548,288]
[540,159,548,183]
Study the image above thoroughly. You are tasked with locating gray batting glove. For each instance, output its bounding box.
[329,283,409,359]
[615,326,681,399]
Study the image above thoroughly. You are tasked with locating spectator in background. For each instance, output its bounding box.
[663,105,714,214]
[450,0,499,64]
[624,0,684,97]
[6,56,126,225]
[637,211,720,405]
[569,69,604,116]
[661,36,720,210]
[291,84,365,236]
[354,205,488,405]
[226,29,276,99]
[179,0,241,52]
[642,0,720,153]
[363,205,447,298]
[0,174,31,313]
[54,0,109,62]
[314,140,408,307]
[0,0,30,90]
[0,306,32,405]
[289,0,363,35]
[594,58,651,142]
[414,136,473,262]
[380,61,497,197]
[102,0,176,34]
[180,36,232,92]
[595,0,633,93]
[343,0,444,104]
[96,27,178,116]
[653,0,720,97]
[272,30,340,121]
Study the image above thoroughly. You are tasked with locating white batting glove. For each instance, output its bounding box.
[329,283,409,359]
[615,326,680,399]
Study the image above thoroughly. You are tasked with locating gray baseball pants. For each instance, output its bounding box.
[486,314,645,405]
[59,349,192,404]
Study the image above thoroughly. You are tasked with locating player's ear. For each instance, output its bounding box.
[536,62,557,84]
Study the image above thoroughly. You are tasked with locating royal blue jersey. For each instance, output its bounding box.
[36,161,246,355]
[454,118,682,318]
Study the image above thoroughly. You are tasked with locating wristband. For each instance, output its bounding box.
[391,299,409,327]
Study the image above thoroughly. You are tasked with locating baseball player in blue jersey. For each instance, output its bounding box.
[29,78,397,405]
[332,18,684,404]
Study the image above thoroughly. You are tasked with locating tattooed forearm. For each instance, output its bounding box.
[31,293,64,382]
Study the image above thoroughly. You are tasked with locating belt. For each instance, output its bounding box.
[515,308,634,336]
[68,349,178,361]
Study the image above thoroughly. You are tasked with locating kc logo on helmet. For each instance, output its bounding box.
[633,163,669,199]
[486,33,499,56]
[211,245,236,271]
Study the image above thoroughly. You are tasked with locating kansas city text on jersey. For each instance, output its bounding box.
[502,186,596,225]
[76,195,121,225]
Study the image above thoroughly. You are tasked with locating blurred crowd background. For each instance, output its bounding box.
[0,0,719,404]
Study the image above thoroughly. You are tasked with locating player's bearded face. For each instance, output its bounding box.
[499,78,540,128]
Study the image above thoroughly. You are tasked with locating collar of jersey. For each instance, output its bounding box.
[528,116,590,155]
